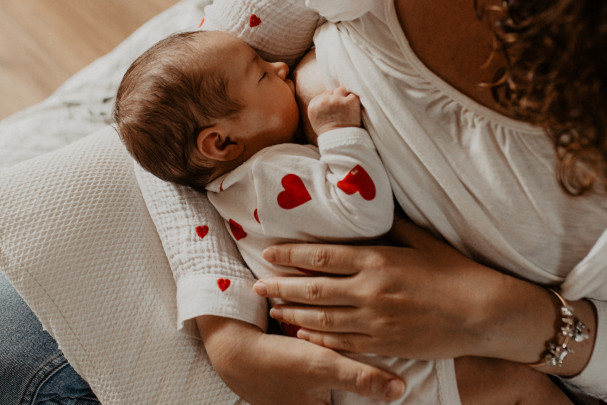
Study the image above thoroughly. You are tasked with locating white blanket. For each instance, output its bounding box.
[0,1,243,403]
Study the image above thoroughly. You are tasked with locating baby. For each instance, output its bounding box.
[114,30,573,405]
[114,28,394,313]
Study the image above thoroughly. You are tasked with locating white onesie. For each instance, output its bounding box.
[204,127,460,404]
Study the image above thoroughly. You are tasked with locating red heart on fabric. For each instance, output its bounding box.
[229,219,247,240]
[277,174,312,209]
[337,165,376,200]
[254,209,260,224]
[195,225,209,239]
[249,14,262,27]
[217,278,231,292]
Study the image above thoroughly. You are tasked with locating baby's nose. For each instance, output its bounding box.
[272,62,289,80]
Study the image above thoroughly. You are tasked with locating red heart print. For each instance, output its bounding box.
[249,14,262,27]
[254,209,260,224]
[277,174,312,209]
[337,165,376,200]
[229,219,247,241]
[198,17,205,28]
[195,225,209,239]
[217,278,231,292]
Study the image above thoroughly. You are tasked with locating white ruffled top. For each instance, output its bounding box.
[312,0,607,397]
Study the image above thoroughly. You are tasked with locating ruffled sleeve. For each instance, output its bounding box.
[201,0,321,67]
[135,164,268,332]
[562,299,607,400]
[305,0,375,22]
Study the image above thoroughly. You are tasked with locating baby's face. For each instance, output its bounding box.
[212,32,300,159]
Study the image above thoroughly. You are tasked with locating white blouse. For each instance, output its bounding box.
[312,0,607,397]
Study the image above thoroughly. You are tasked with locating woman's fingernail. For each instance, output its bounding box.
[262,247,276,262]
[269,307,282,320]
[253,281,267,297]
[385,379,406,399]
[296,328,310,341]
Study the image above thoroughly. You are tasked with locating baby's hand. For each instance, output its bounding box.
[308,87,361,135]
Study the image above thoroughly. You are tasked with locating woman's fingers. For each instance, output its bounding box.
[254,275,354,306]
[270,305,364,333]
[262,243,365,275]
[297,328,371,353]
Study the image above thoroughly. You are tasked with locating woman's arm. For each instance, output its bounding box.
[254,216,598,378]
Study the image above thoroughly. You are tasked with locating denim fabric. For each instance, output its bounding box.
[0,270,99,405]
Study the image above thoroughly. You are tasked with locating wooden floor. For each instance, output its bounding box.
[0,0,180,120]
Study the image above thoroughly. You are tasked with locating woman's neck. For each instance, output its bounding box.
[394,0,513,117]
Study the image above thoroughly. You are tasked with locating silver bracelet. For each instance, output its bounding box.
[529,288,589,368]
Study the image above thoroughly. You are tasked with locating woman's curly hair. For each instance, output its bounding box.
[478,0,607,195]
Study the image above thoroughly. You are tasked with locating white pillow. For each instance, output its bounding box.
[0,0,321,402]
[0,127,241,404]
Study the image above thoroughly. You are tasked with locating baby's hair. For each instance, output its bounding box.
[113,30,242,191]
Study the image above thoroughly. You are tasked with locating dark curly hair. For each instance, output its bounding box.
[113,31,242,192]
[477,0,607,195]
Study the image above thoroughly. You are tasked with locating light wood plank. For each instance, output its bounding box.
[0,0,180,120]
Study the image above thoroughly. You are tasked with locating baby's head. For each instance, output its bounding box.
[114,30,299,191]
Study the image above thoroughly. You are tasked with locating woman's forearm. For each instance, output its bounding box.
[387,214,598,376]
[472,273,597,377]
[258,218,598,379]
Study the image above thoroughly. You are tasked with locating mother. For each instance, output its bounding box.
[194,0,607,403]
[2,0,605,403]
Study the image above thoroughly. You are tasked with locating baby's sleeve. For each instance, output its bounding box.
[201,0,322,67]
[134,164,268,332]
[251,128,394,241]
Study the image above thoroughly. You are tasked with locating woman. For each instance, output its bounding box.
[193,0,606,403]
[2,0,605,403]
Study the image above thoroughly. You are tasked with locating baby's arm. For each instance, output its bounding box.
[307,87,362,137]
[244,89,393,242]
[197,315,405,404]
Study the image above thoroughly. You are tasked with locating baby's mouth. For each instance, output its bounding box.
[286,78,295,94]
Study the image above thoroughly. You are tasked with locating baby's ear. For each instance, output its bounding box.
[196,124,244,162]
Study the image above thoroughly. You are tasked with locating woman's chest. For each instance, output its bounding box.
[393,0,514,118]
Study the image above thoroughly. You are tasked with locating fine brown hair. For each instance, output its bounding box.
[113,31,242,191]
[478,0,607,195]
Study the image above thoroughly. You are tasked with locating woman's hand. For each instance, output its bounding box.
[197,316,406,405]
[254,216,596,374]
[254,217,498,360]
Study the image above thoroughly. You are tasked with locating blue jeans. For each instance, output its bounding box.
[0,271,99,405]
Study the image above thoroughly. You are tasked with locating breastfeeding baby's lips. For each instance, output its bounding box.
[286,78,295,94]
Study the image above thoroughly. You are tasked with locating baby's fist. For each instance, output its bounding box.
[308,87,361,135]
